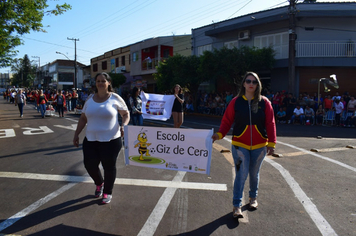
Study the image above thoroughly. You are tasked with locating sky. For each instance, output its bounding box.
[0,0,350,73]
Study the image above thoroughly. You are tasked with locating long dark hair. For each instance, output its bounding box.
[131,86,140,98]
[94,72,113,93]
[237,72,262,113]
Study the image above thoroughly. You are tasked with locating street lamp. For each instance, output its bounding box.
[56,51,75,89]
[56,51,70,60]
[317,74,339,106]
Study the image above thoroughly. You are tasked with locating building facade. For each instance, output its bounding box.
[40,60,86,90]
[191,2,356,97]
[0,73,11,89]
[90,35,191,93]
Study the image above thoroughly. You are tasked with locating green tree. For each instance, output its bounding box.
[199,46,275,91]
[109,72,127,88]
[154,55,205,94]
[11,54,36,87]
[0,0,71,67]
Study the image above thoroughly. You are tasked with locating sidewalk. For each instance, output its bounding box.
[189,111,356,139]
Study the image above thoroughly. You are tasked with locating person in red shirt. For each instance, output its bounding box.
[53,89,66,117]
[324,95,333,111]
[212,72,276,219]
[37,89,48,118]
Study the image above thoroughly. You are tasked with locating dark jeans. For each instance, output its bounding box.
[335,113,341,126]
[57,104,64,116]
[83,137,122,195]
[72,98,77,110]
[17,103,24,116]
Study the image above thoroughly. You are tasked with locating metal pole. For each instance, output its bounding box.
[318,79,321,107]
[67,37,79,89]
[288,0,297,95]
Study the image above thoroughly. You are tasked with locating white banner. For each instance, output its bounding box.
[124,126,213,175]
[140,91,175,121]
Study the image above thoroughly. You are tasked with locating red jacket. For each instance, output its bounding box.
[216,95,276,150]
[37,95,48,105]
[53,94,66,106]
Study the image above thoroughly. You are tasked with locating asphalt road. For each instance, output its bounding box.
[0,99,355,236]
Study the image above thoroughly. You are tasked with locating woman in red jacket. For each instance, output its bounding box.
[212,72,276,219]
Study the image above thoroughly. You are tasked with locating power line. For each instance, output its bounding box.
[226,0,253,20]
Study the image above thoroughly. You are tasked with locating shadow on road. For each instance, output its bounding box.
[28,224,120,236]
[168,212,239,236]
[0,144,82,159]
[0,195,108,236]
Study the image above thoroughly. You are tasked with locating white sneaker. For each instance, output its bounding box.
[249,198,258,209]
[233,206,243,218]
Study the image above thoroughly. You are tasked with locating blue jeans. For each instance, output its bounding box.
[67,100,72,111]
[39,104,46,117]
[291,115,305,124]
[231,145,267,207]
[17,103,24,116]
[132,113,143,126]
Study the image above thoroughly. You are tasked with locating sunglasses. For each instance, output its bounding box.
[245,79,258,85]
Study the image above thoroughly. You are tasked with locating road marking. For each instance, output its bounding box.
[281,146,354,157]
[0,183,77,232]
[53,124,77,130]
[278,141,356,173]
[138,171,185,236]
[223,137,336,233]
[0,172,227,191]
[215,141,251,222]
[264,158,337,236]
[213,142,234,166]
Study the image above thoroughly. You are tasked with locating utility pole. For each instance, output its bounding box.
[288,0,297,95]
[32,56,40,87]
[67,37,79,89]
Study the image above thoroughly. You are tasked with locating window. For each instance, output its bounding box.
[121,56,125,66]
[132,52,139,62]
[93,63,98,72]
[197,44,212,56]
[102,61,107,70]
[163,49,170,58]
[115,58,119,67]
[254,32,289,59]
[224,40,238,49]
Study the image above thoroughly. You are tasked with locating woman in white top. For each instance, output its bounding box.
[73,72,130,204]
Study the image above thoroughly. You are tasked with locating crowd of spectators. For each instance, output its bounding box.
[187,89,355,128]
[268,90,356,127]
[7,86,353,128]
[3,87,92,115]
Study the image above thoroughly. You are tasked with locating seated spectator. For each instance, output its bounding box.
[291,104,305,124]
[209,98,217,115]
[276,107,287,123]
[347,95,356,112]
[225,91,233,106]
[218,100,225,116]
[185,100,194,114]
[345,111,356,127]
[198,98,205,113]
[315,104,325,125]
[304,105,315,125]
[203,102,210,114]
